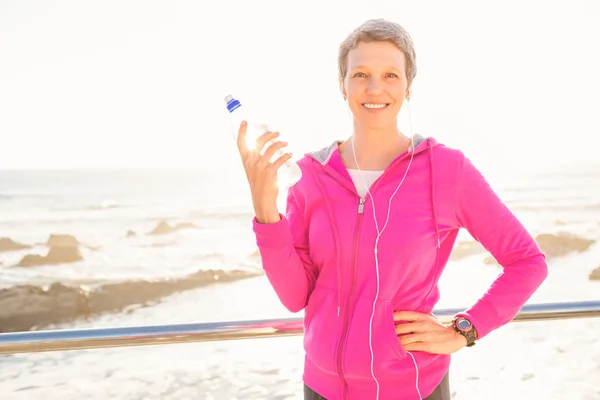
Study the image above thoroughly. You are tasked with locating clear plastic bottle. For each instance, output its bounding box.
[224,94,302,187]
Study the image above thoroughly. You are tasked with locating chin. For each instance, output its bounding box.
[356,117,397,131]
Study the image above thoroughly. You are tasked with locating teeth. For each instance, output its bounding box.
[363,104,387,109]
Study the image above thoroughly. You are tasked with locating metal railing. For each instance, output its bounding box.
[1,300,599,355]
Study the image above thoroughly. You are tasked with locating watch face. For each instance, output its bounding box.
[457,318,472,331]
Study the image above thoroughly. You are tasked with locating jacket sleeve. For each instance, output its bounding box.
[252,187,319,312]
[453,155,548,339]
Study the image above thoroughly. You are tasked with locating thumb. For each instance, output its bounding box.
[236,120,249,161]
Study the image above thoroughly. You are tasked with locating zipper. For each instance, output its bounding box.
[316,148,417,399]
[357,197,365,213]
[335,196,365,399]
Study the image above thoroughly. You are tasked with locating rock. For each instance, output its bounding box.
[483,255,498,265]
[16,247,83,267]
[45,247,83,263]
[0,269,261,333]
[174,222,198,230]
[590,266,600,280]
[450,241,486,261]
[126,230,137,237]
[521,373,535,381]
[0,237,31,252]
[17,254,47,267]
[535,233,595,258]
[0,283,89,331]
[149,220,199,235]
[485,233,596,265]
[16,233,84,266]
[149,220,174,235]
[46,234,79,248]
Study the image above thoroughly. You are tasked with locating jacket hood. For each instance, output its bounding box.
[306,134,440,165]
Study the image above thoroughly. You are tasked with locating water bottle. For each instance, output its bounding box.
[224,94,302,187]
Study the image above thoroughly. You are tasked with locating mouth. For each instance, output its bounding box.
[362,103,390,110]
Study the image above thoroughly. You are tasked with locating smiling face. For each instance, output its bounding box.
[340,41,410,132]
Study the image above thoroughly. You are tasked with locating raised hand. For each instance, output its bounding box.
[236,121,292,224]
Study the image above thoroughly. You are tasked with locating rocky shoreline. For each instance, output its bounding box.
[0,268,260,333]
[1,228,598,334]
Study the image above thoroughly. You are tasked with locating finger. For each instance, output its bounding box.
[269,152,293,171]
[393,311,430,322]
[402,342,430,352]
[236,121,249,159]
[394,321,429,335]
[398,332,433,346]
[256,131,280,154]
[262,141,288,163]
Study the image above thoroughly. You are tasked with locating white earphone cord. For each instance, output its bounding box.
[351,100,422,400]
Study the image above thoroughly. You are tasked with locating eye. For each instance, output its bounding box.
[352,72,367,78]
[385,72,399,78]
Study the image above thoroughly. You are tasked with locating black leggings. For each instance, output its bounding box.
[303,371,450,400]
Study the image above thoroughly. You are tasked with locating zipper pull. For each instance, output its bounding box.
[358,198,365,214]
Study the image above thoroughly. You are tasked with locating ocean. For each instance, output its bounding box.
[0,164,599,399]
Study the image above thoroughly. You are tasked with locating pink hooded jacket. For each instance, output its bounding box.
[252,135,548,399]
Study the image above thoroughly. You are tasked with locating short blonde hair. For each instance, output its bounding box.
[338,18,417,88]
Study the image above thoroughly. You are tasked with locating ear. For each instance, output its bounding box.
[338,76,346,100]
[405,88,411,100]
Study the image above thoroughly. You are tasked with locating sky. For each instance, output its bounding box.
[1,0,599,173]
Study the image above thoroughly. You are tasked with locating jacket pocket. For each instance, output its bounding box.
[303,285,339,374]
[342,297,407,380]
[303,285,325,333]
[384,300,406,359]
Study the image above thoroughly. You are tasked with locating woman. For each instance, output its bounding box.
[236,19,548,400]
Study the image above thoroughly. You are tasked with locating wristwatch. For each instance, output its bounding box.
[452,316,477,347]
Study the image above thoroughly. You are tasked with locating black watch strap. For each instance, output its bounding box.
[453,316,477,347]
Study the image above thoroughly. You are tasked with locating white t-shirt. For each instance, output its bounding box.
[347,169,384,198]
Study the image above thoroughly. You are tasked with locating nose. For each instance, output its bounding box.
[366,77,385,95]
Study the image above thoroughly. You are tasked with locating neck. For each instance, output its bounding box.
[340,120,411,171]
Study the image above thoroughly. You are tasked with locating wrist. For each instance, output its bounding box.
[452,316,477,347]
[446,324,468,348]
[255,208,281,224]
[455,330,468,347]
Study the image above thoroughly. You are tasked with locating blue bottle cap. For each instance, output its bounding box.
[224,94,242,113]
